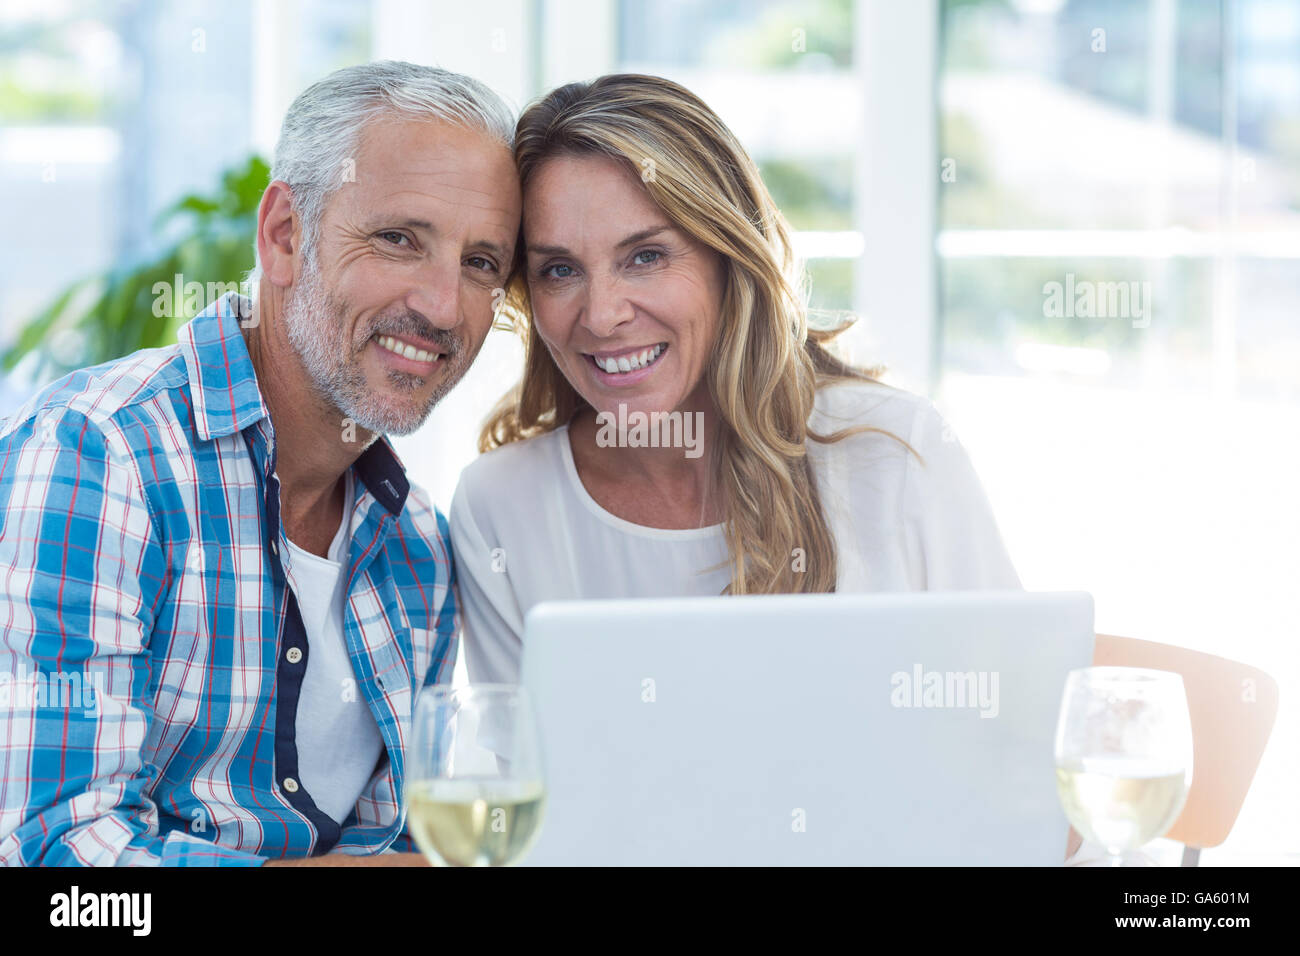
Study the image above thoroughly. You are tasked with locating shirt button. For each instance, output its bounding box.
[282,777,299,793]
[286,647,302,664]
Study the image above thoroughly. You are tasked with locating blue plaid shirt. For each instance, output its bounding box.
[0,293,458,865]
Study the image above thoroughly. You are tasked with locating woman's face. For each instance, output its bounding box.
[522,153,726,422]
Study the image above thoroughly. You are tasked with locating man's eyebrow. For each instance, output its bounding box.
[527,224,674,257]
[368,216,434,232]
[469,239,510,257]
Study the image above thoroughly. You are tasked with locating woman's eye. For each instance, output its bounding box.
[632,249,662,266]
[466,256,498,272]
[542,263,575,279]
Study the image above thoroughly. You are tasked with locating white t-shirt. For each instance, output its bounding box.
[449,380,1022,687]
[282,467,385,825]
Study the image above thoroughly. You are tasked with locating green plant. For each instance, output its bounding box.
[3,155,269,380]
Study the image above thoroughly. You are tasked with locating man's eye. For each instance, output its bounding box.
[379,231,410,246]
[542,263,575,279]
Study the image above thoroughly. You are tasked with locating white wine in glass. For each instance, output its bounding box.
[1054,667,1192,866]
[406,685,546,867]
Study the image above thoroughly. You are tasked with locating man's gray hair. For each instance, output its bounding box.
[247,60,515,291]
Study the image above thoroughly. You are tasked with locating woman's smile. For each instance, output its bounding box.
[583,342,669,386]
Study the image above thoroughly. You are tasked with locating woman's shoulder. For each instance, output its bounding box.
[450,427,570,525]
[810,377,943,454]
[809,377,1005,536]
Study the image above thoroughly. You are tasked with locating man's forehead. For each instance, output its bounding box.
[353,115,513,180]
[356,185,517,222]
[325,117,520,231]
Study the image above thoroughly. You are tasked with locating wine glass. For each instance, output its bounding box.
[405,684,546,867]
[1054,667,1192,866]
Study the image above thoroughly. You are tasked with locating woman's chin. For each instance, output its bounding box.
[589,399,671,423]
[573,380,683,422]
[575,380,706,426]
[584,396,709,457]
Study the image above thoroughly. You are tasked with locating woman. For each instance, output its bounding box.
[449,74,1019,685]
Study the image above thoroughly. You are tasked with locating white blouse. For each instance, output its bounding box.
[449,380,1022,686]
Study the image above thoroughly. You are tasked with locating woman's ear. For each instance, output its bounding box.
[256,180,299,289]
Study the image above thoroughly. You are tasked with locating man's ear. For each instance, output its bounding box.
[257,180,299,289]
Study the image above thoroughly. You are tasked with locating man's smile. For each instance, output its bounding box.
[369,331,447,375]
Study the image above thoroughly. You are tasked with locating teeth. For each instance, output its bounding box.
[377,335,437,364]
[595,344,664,374]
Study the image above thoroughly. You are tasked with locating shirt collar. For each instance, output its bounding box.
[178,292,412,518]
[177,292,268,441]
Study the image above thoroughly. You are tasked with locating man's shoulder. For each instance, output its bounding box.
[0,344,190,444]
[397,479,451,547]
[389,478,457,583]
[386,478,457,627]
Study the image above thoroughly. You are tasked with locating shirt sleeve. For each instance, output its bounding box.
[424,506,460,688]
[0,407,265,867]
[386,831,416,853]
[448,474,525,687]
[386,510,461,856]
[901,400,1022,591]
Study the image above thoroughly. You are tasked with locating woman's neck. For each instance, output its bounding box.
[568,392,724,530]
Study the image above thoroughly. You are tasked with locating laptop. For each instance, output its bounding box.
[517,590,1094,866]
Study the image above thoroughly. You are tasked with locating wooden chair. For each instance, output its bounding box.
[1066,635,1279,865]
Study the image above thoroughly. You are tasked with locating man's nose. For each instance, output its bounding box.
[407,257,463,330]
[582,274,634,338]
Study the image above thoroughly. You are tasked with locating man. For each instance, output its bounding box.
[0,61,521,865]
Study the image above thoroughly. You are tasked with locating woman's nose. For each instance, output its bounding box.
[582,275,635,337]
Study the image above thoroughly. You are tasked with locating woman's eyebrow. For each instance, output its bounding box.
[527,224,674,257]
[614,225,672,249]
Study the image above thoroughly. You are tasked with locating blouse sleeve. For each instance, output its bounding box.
[448,475,526,686]
[901,400,1022,590]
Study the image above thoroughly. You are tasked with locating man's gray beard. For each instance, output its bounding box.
[281,264,462,437]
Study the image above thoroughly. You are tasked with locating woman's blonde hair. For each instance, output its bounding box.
[482,74,904,594]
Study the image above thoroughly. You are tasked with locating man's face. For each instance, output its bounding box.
[283,116,521,437]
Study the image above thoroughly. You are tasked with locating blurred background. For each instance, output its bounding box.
[1,0,1295,864]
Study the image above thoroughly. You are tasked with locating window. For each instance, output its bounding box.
[937,0,1300,862]
[618,0,861,319]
